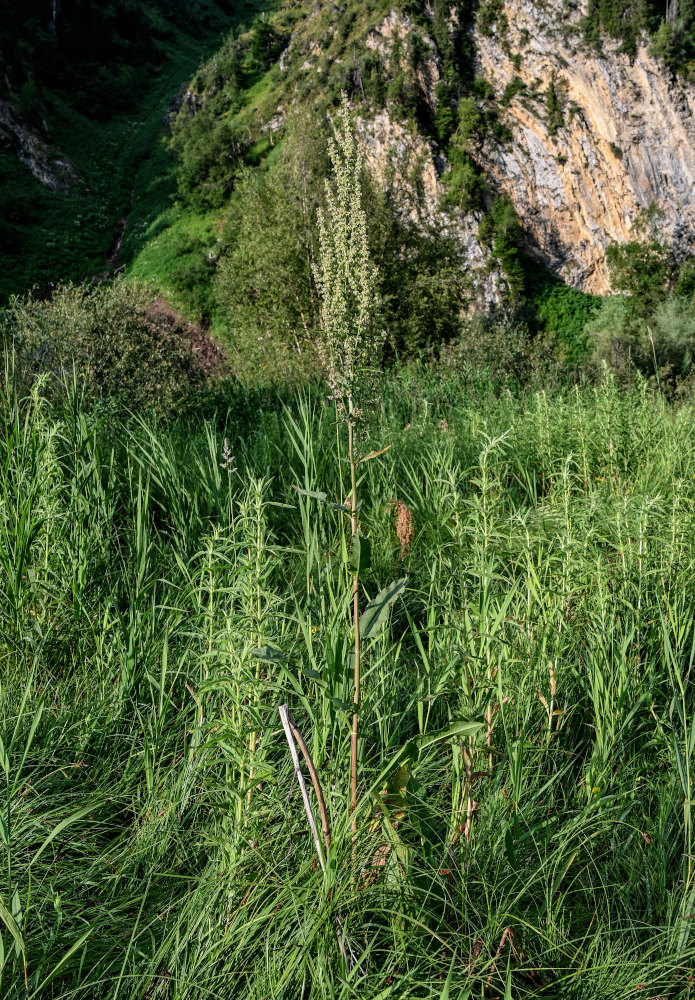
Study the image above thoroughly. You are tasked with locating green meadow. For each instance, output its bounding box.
[2,365,695,998]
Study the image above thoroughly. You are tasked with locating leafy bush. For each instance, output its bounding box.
[478,195,526,300]
[606,235,674,310]
[4,278,226,417]
[587,292,695,389]
[442,310,561,384]
[442,97,487,212]
[213,119,328,382]
[169,108,244,209]
[526,264,599,360]
[248,20,287,70]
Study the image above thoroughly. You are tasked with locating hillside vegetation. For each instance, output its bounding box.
[0,0,272,300]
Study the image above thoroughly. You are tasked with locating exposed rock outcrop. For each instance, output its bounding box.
[0,100,82,193]
[332,3,695,294]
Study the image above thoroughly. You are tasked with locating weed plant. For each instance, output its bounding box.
[1,359,695,997]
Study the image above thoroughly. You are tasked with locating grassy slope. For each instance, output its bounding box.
[126,59,286,320]
[2,369,695,998]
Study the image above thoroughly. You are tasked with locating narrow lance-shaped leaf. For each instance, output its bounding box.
[359,577,407,639]
[0,893,23,959]
[415,719,484,751]
[364,717,483,804]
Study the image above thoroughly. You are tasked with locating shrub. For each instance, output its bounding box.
[4,278,226,417]
[605,212,675,316]
[587,292,695,389]
[442,311,561,385]
[169,109,244,209]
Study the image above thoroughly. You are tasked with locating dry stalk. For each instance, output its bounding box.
[278,704,325,871]
[278,704,358,973]
[287,710,331,854]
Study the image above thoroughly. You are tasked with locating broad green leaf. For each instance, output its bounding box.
[349,530,371,577]
[328,696,352,712]
[330,500,362,514]
[359,577,407,639]
[292,486,327,502]
[365,719,482,809]
[0,737,8,775]
[415,719,484,751]
[250,645,287,664]
[301,667,323,681]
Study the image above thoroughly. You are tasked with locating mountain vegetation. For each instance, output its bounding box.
[3,1,695,997]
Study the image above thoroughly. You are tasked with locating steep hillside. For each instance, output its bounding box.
[0,0,270,299]
[473,0,695,291]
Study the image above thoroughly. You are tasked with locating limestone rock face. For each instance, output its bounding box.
[352,2,695,294]
[473,0,695,292]
[0,100,82,193]
[356,107,504,306]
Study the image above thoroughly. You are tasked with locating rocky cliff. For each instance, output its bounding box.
[274,0,695,295]
[0,100,82,193]
[472,0,695,292]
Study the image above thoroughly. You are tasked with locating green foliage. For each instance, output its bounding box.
[213,123,327,382]
[169,107,244,210]
[4,278,223,417]
[0,2,274,303]
[442,97,487,212]
[359,577,407,638]
[588,291,695,388]
[526,263,599,360]
[479,195,526,299]
[477,0,505,36]
[545,71,566,136]
[248,19,287,70]
[588,210,695,387]
[0,0,242,119]
[605,211,675,316]
[444,311,561,383]
[501,75,525,106]
[369,195,470,357]
[582,0,695,76]
[433,82,456,142]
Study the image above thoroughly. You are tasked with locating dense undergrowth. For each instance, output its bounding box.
[2,363,695,998]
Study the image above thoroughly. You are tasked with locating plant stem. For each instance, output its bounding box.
[348,399,359,833]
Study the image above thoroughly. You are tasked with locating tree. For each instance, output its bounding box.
[605,210,674,317]
[214,115,329,380]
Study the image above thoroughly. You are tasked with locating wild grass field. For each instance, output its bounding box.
[2,363,695,999]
